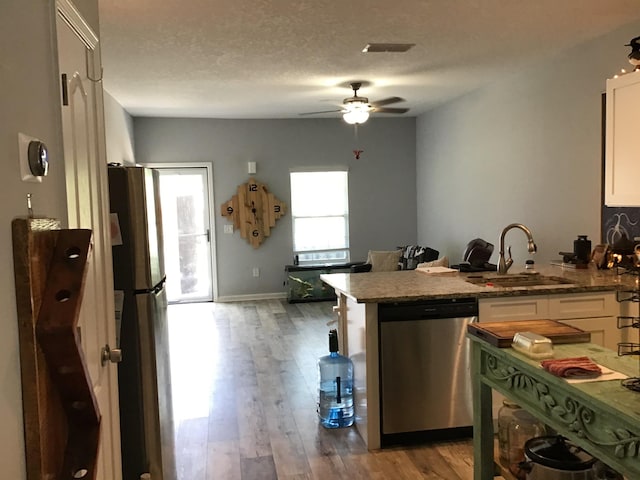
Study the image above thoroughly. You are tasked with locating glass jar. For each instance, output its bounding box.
[497,400,521,467]
[592,461,624,480]
[508,409,546,480]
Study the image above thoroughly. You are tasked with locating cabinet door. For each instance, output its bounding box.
[479,295,548,322]
[605,72,640,206]
[549,293,620,350]
[560,317,620,351]
[548,292,617,320]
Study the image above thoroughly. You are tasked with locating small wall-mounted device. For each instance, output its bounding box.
[19,133,49,182]
[248,161,257,175]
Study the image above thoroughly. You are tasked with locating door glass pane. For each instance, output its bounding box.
[157,168,213,303]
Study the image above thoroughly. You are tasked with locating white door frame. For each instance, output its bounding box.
[56,1,122,478]
[144,162,219,302]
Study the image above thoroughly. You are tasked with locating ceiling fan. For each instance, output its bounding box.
[300,82,409,124]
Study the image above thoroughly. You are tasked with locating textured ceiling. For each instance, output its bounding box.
[98,0,640,119]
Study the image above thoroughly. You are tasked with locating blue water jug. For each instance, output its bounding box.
[317,329,354,428]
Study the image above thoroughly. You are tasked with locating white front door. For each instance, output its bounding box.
[148,164,217,303]
[56,2,121,478]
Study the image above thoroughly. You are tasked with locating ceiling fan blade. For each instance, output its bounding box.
[298,109,342,116]
[370,96,404,107]
[374,107,410,114]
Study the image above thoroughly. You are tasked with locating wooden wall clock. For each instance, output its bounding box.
[220,177,287,248]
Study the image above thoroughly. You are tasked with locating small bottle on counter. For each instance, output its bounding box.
[525,259,535,272]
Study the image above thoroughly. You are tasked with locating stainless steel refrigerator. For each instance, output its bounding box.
[108,165,177,480]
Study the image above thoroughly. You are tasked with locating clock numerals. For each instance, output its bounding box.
[221,177,286,248]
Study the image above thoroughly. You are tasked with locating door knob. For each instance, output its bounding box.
[101,344,122,366]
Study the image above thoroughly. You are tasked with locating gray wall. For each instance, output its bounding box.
[416,21,640,269]
[0,1,99,478]
[133,117,417,298]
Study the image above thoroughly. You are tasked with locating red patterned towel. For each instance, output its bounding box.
[541,356,602,379]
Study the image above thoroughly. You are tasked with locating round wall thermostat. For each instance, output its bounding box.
[28,140,49,177]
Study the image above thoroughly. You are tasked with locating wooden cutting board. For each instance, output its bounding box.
[467,319,591,347]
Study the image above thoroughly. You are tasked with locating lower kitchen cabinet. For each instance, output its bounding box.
[479,292,619,350]
[547,292,617,321]
[559,317,620,352]
[479,294,548,321]
[548,292,619,351]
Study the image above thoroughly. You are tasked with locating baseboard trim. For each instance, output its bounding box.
[216,292,287,303]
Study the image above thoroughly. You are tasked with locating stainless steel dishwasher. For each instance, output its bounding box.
[378,297,478,446]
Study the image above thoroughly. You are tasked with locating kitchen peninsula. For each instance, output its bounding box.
[320,265,639,450]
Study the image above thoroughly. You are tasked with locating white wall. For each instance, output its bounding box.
[0,1,99,478]
[416,21,640,269]
[133,117,417,298]
[104,91,136,166]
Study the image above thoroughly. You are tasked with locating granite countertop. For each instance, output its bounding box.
[320,264,640,303]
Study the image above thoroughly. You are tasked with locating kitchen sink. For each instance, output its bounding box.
[465,274,576,288]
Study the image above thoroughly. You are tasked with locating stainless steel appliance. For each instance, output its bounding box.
[378,297,478,446]
[108,166,177,480]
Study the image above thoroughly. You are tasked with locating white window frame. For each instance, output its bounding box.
[290,167,350,266]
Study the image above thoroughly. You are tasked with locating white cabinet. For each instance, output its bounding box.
[547,292,617,320]
[549,293,619,351]
[605,72,640,206]
[479,292,620,348]
[479,295,548,322]
[559,317,620,352]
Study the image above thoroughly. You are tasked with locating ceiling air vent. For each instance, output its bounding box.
[362,43,415,53]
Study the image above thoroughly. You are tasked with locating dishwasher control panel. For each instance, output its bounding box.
[378,297,478,321]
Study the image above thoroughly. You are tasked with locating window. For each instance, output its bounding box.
[290,169,349,265]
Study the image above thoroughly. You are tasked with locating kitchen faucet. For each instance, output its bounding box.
[498,223,537,274]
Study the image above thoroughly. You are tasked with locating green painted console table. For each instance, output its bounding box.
[469,336,640,479]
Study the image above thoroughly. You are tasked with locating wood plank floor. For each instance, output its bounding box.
[167,300,475,480]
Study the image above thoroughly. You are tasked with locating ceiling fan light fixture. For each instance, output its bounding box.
[344,96,369,106]
[301,81,406,121]
[343,109,369,124]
